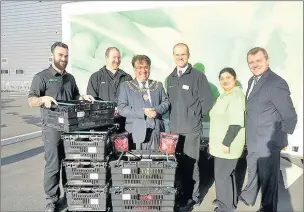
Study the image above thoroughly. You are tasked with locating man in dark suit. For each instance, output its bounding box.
[117,55,169,150]
[239,47,297,212]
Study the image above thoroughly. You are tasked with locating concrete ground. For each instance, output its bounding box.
[1,92,303,212]
[1,92,41,139]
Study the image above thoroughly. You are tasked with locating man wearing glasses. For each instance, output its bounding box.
[117,55,169,150]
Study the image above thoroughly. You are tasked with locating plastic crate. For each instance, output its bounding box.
[52,100,116,112]
[109,160,177,187]
[110,187,175,212]
[65,185,108,211]
[45,115,114,132]
[90,100,117,111]
[62,160,108,186]
[43,100,116,132]
[62,131,111,161]
[122,150,176,161]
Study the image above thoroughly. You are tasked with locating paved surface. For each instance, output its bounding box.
[1,92,41,139]
[1,137,303,212]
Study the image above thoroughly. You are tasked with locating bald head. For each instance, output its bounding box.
[173,43,190,55]
[173,43,190,68]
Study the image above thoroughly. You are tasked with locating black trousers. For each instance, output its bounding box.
[175,130,201,203]
[240,151,280,212]
[115,116,126,133]
[42,126,66,203]
[214,157,238,212]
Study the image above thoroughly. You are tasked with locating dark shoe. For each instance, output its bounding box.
[178,199,196,211]
[56,195,67,211]
[186,199,197,207]
[45,202,56,212]
[238,195,252,207]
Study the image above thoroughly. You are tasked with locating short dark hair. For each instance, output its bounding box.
[131,55,151,68]
[105,47,120,57]
[219,67,237,79]
[247,47,269,61]
[173,43,190,55]
[51,42,68,53]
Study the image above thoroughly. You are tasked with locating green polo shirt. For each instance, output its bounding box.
[209,86,246,159]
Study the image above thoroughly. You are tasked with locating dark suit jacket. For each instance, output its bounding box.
[117,79,170,145]
[245,69,297,155]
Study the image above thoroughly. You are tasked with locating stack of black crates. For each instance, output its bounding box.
[44,100,178,212]
[109,144,178,211]
[43,100,117,212]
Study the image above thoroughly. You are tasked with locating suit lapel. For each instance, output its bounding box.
[148,79,158,106]
[247,70,271,101]
[246,77,253,100]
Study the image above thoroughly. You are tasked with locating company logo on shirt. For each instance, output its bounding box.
[48,78,58,82]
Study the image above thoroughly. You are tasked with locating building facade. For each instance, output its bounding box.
[1,1,71,91]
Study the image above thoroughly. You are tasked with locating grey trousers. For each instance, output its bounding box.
[240,151,280,212]
[214,157,238,212]
[42,126,66,203]
[175,130,201,202]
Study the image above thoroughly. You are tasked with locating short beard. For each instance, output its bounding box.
[54,60,67,71]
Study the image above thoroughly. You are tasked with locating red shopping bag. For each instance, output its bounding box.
[111,132,129,152]
[159,132,179,154]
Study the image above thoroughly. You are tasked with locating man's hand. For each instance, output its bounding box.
[222,144,230,154]
[144,108,157,119]
[79,95,95,102]
[41,96,58,108]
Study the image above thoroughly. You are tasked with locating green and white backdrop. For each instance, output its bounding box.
[62,1,303,155]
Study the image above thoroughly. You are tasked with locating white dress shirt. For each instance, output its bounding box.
[177,64,189,76]
[247,75,262,99]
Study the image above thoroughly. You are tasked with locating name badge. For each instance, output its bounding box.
[182,85,189,90]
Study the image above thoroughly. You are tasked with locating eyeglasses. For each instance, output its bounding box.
[135,66,149,70]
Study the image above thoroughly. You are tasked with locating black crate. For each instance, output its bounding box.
[43,100,116,132]
[110,187,176,212]
[65,185,108,211]
[122,150,176,161]
[45,115,114,132]
[109,160,177,187]
[63,131,111,161]
[90,100,117,110]
[44,108,115,121]
[54,100,116,112]
[62,160,108,186]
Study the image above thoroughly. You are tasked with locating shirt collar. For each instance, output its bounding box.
[177,64,189,74]
[255,75,262,80]
[49,65,66,76]
[136,78,149,88]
